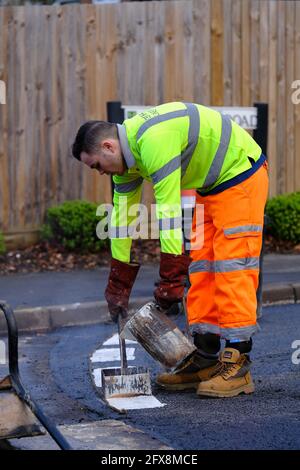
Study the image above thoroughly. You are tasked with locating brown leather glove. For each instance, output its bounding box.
[154,252,191,310]
[105,258,140,322]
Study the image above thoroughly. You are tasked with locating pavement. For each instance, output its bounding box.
[0,254,299,334]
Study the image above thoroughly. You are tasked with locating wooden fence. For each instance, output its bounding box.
[0,0,299,245]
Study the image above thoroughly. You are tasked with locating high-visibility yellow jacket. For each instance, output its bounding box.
[111,102,264,262]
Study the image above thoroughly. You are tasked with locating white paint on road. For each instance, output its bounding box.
[91,347,135,363]
[107,395,166,411]
[90,334,166,411]
[92,368,105,388]
[103,333,137,346]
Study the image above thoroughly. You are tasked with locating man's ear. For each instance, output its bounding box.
[102,139,115,153]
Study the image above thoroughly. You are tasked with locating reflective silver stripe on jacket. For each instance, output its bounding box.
[114,177,143,193]
[190,322,221,336]
[224,225,263,236]
[159,216,182,231]
[137,109,188,140]
[181,103,200,176]
[151,155,181,185]
[202,114,232,188]
[189,257,260,274]
[220,324,258,341]
[137,103,200,183]
[116,124,136,169]
[110,226,131,238]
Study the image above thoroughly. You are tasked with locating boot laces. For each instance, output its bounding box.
[212,361,240,379]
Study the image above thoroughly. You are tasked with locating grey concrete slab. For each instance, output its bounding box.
[9,420,171,450]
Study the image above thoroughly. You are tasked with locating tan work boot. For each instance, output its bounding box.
[156,362,219,391]
[196,348,255,398]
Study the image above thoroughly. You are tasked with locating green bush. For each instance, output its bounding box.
[42,200,108,252]
[266,192,300,243]
[0,231,6,255]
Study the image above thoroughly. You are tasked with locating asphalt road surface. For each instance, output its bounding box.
[0,304,300,450]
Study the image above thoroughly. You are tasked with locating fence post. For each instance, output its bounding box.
[106,101,124,126]
[253,102,269,318]
[253,102,269,156]
[106,101,124,199]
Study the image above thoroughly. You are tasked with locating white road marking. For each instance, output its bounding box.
[91,347,135,363]
[103,333,137,346]
[92,368,105,388]
[90,334,166,410]
[107,395,166,411]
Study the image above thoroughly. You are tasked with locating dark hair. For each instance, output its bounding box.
[72,121,117,161]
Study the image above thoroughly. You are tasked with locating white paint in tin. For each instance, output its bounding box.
[91,347,136,363]
[103,333,137,346]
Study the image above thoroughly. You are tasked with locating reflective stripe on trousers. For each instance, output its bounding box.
[189,323,259,341]
[189,257,260,274]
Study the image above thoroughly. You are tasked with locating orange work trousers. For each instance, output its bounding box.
[187,162,269,341]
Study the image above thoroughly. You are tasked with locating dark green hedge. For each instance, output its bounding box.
[42,200,108,252]
[266,192,300,244]
[0,232,6,255]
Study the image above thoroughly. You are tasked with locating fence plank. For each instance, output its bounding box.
[193,0,211,105]
[144,1,163,105]
[294,2,300,192]
[14,6,26,229]
[56,6,66,205]
[163,0,176,102]
[223,0,232,105]
[277,0,286,194]
[83,4,97,203]
[232,0,242,105]
[268,0,278,197]
[7,6,17,229]
[49,6,58,208]
[259,0,269,103]
[241,0,250,106]
[250,0,260,103]
[0,7,10,230]
[285,1,295,194]
[211,0,224,105]
[181,2,193,103]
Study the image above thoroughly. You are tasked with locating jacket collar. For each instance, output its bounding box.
[116,124,136,169]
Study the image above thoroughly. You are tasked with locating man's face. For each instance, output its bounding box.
[80,138,126,176]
